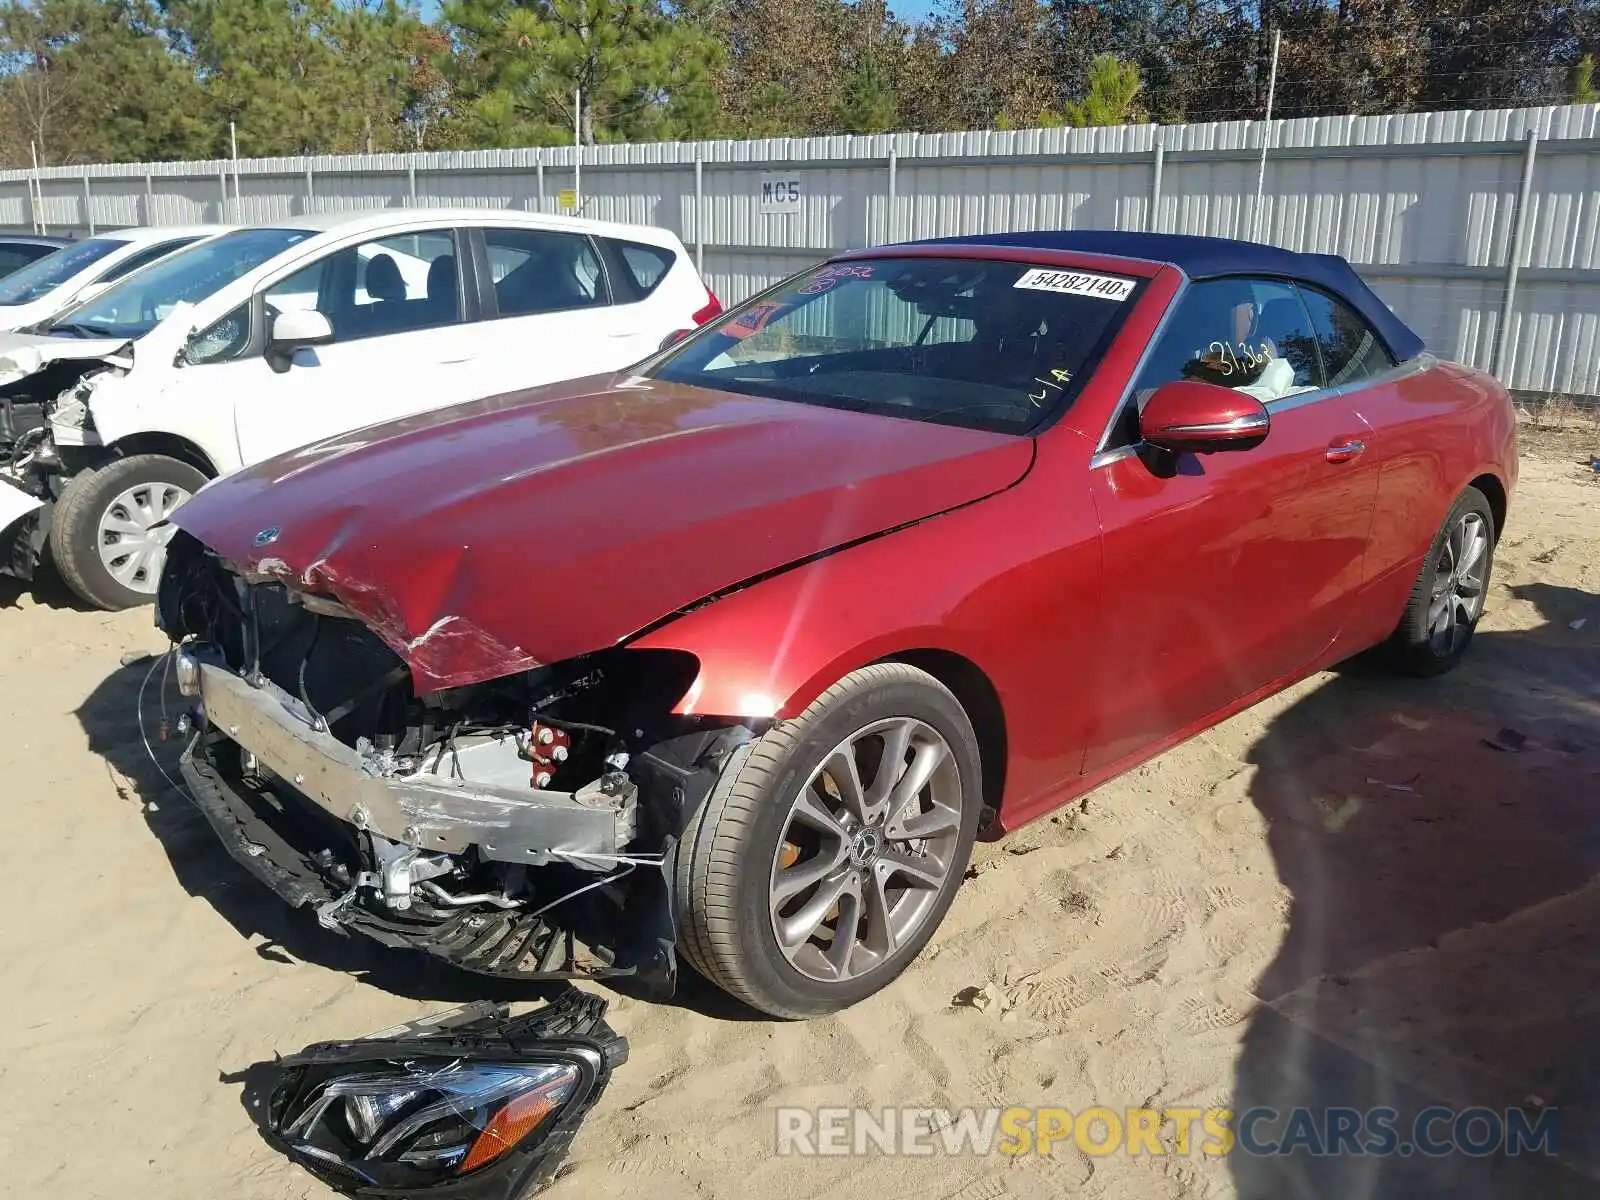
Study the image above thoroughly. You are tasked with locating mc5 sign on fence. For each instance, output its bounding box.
[760,176,802,214]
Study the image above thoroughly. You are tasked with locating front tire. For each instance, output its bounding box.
[1389,485,1496,676]
[675,663,983,1019]
[49,454,206,611]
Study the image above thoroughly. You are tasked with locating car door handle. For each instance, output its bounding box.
[607,330,642,339]
[439,355,478,365]
[1325,438,1367,464]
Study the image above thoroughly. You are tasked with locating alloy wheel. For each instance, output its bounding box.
[767,716,965,984]
[1427,509,1489,656]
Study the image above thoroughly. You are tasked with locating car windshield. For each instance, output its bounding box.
[650,256,1145,434]
[46,227,315,339]
[0,237,125,305]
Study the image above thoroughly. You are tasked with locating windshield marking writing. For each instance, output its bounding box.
[1028,367,1073,406]
[1201,339,1277,377]
[722,299,788,340]
[797,263,877,295]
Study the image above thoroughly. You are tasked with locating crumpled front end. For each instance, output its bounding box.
[158,532,756,991]
[0,332,129,445]
[0,340,133,580]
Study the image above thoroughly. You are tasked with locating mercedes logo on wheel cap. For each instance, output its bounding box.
[254,526,282,547]
[849,826,884,869]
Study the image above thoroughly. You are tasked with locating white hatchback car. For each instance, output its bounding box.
[0,225,226,331]
[0,209,719,609]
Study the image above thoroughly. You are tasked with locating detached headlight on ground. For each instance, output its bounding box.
[265,990,626,1198]
[282,1060,578,1176]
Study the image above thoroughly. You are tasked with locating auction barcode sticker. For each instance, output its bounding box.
[1013,269,1136,301]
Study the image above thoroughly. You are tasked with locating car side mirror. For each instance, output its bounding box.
[268,309,334,367]
[1139,380,1270,455]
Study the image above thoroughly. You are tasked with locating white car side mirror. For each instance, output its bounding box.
[269,309,334,363]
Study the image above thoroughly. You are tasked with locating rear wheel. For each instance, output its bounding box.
[50,453,205,611]
[675,663,983,1018]
[1389,485,1496,676]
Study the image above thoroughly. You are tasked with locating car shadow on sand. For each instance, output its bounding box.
[1231,582,1600,1198]
[0,565,97,612]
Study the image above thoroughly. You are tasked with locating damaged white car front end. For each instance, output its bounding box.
[0,312,192,584]
[0,335,130,579]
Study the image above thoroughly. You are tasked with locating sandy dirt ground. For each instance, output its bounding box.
[3,452,1597,1200]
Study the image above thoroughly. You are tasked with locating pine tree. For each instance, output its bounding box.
[443,0,723,146]
[1576,53,1598,104]
[0,0,209,164]
[837,53,898,132]
[1064,53,1143,126]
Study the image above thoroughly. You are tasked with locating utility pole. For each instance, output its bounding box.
[230,121,242,223]
[573,89,582,212]
[1252,27,1282,243]
[30,141,46,235]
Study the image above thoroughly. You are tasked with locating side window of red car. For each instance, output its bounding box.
[1107,277,1322,449]
[1296,285,1398,388]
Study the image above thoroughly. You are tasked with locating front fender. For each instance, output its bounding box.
[86,375,241,477]
[627,443,1105,814]
[635,585,973,723]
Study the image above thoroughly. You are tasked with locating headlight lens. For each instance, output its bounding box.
[264,993,624,1197]
[280,1060,578,1179]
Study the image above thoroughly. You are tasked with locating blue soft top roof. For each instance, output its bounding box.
[907,229,1424,362]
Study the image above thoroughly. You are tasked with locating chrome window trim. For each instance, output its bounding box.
[1089,443,1141,469]
[1090,274,1191,459]
[1262,351,1435,416]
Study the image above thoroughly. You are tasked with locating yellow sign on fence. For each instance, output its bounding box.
[556,188,578,212]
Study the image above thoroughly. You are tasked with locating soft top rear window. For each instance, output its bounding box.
[649,256,1144,434]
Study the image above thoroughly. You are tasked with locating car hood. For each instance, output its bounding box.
[171,374,1034,692]
[0,330,131,386]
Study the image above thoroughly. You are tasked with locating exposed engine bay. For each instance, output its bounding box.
[156,531,757,992]
[1,354,102,444]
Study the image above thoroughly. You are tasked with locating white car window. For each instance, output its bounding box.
[0,237,124,306]
[0,242,59,278]
[483,228,607,317]
[48,228,313,339]
[97,238,203,284]
[266,230,461,342]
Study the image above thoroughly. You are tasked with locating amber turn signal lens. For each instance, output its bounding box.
[459,1090,557,1174]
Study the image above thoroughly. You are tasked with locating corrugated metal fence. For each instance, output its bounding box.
[2,103,1597,396]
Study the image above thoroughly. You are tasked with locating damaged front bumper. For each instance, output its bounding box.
[188,655,638,862]
[0,420,73,582]
[0,473,44,579]
[177,649,678,989]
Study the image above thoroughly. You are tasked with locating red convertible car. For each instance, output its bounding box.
[156,231,1516,1018]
